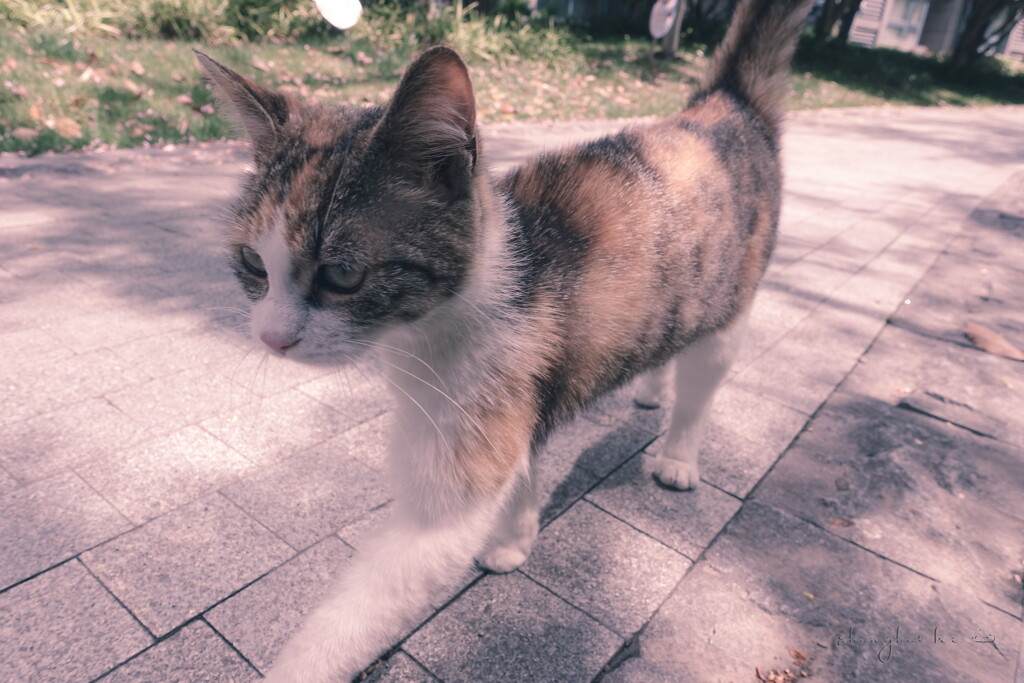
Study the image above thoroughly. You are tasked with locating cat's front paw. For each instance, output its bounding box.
[476,545,530,573]
[652,456,699,490]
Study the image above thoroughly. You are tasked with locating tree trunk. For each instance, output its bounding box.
[950,0,1023,68]
[661,0,690,58]
[815,0,842,40]
[836,0,863,44]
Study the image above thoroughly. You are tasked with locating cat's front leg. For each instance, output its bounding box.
[265,408,529,683]
[265,493,510,682]
[476,457,539,573]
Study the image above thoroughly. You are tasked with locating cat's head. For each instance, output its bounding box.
[197,47,480,364]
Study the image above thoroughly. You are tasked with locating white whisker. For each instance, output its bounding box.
[347,338,446,388]
[348,352,451,458]
[372,354,495,454]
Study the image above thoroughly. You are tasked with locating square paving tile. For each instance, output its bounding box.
[76,426,256,524]
[584,382,666,436]
[222,441,388,550]
[0,471,132,590]
[534,416,655,526]
[6,347,152,417]
[202,388,370,466]
[99,620,259,682]
[336,502,392,550]
[521,500,690,635]
[295,365,393,422]
[220,349,337,398]
[106,366,259,434]
[336,411,391,472]
[0,560,152,683]
[614,502,1018,682]
[0,397,148,483]
[697,383,809,497]
[41,307,193,355]
[109,323,248,381]
[206,536,353,674]
[0,328,75,383]
[586,453,741,560]
[842,324,1024,448]
[404,572,622,683]
[753,391,1024,615]
[82,494,294,636]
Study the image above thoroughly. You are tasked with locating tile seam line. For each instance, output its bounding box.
[581,496,698,562]
[378,571,489,658]
[201,615,266,676]
[0,555,79,597]
[77,557,156,641]
[85,615,222,683]
[68,464,138,528]
[397,649,444,682]
[513,567,630,641]
[216,489,300,553]
[537,433,657,532]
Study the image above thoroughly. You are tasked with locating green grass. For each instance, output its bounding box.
[2,2,1024,156]
[793,39,1024,108]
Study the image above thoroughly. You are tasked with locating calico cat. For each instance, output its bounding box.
[196,0,813,679]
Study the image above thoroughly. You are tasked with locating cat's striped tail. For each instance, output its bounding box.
[691,0,815,135]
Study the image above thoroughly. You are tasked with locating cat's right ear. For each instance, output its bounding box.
[194,50,290,165]
[377,46,478,200]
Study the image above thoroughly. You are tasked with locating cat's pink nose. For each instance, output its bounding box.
[260,331,298,353]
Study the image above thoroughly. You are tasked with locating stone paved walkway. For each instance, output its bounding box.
[1,105,1023,682]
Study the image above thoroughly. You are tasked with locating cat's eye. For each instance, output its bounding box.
[320,265,367,294]
[240,246,266,278]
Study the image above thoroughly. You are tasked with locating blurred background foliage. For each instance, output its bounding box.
[1,0,1022,155]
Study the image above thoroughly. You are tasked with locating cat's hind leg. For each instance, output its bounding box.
[634,360,673,409]
[653,314,746,490]
[476,457,538,573]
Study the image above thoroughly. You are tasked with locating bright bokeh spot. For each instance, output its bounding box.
[314,0,363,30]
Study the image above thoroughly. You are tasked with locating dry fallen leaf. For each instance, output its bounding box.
[122,78,143,97]
[789,649,808,664]
[965,322,1024,361]
[175,93,194,106]
[28,102,44,121]
[129,60,145,76]
[53,116,82,138]
[251,57,269,71]
[829,518,854,529]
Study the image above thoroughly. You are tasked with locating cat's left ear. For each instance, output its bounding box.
[378,46,478,199]
[194,50,290,165]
